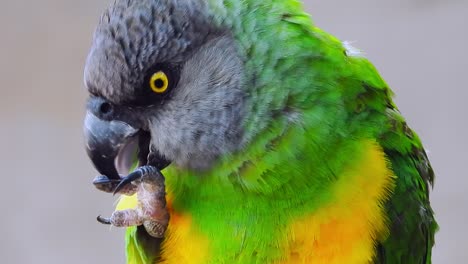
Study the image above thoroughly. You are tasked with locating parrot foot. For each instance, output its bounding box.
[97,165,169,238]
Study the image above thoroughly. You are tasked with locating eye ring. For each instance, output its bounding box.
[149,71,169,93]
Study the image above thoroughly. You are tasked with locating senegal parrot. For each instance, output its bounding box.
[83,0,437,263]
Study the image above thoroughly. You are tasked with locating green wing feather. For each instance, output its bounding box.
[343,54,438,263]
[377,108,438,263]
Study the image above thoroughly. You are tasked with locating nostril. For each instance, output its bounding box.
[99,102,112,115]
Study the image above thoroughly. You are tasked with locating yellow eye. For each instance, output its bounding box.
[149,71,169,93]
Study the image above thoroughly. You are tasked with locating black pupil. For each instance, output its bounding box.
[154,79,165,89]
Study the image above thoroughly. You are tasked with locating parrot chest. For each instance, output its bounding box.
[158,141,395,264]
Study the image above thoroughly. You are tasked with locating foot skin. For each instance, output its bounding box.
[96,166,169,238]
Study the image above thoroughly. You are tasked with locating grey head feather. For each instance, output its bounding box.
[84,0,217,104]
[84,0,247,170]
[149,36,246,169]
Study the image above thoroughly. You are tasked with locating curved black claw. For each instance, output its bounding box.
[113,166,160,195]
[97,215,111,225]
[93,175,122,193]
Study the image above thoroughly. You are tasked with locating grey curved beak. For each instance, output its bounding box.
[84,111,138,180]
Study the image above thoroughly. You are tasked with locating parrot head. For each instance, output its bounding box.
[83,0,247,179]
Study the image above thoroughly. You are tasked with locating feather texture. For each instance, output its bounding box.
[115,0,437,263]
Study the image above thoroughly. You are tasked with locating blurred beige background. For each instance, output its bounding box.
[0,0,466,263]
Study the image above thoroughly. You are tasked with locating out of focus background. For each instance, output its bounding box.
[0,0,466,263]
